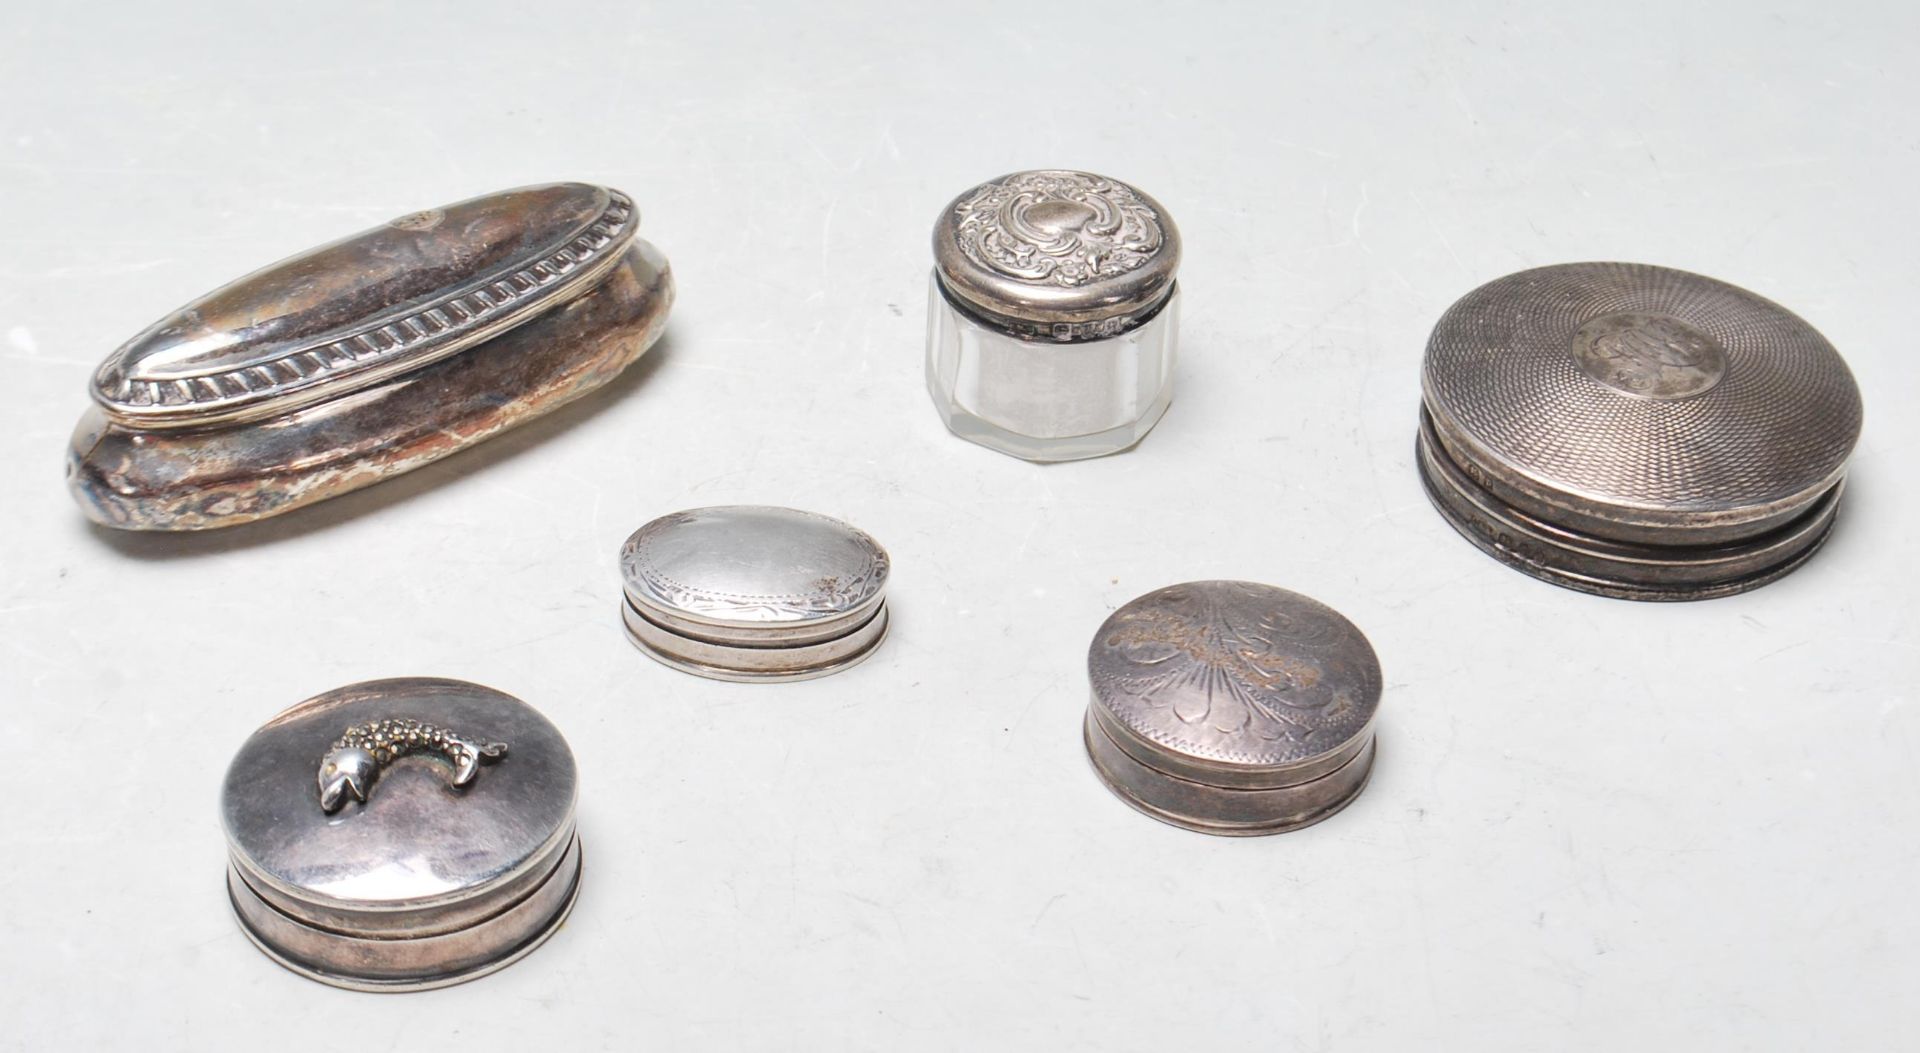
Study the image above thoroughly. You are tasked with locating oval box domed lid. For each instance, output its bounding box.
[620,506,891,643]
[93,182,637,428]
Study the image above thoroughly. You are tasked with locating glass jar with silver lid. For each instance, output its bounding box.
[1084,581,1382,836]
[619,506,892,682]
[221,678,581,991]
[926,169,1181,462]
[1418,262,1863,600]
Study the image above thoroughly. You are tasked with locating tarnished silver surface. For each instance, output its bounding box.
[221,677,579,991]
[926,169,1181,462]
[933,169,1179,335]
[1419,262,1863,598]
[1084,581,1382,836]
[93,184,637,429]
[69,182,673,531]
[1418,411,1842,601]
[227,838,582,994]
[619,506,893,681]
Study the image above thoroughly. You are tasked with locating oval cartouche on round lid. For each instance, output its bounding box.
[925,169,1183,462]
[1084,581,1382,836]
[221,678,580,991]
[69,182,674,530]
[1419,262,1863,600]
[619,506,892,682]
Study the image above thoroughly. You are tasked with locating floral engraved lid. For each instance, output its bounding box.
[932,169,1180,328]
[1087,581,1381,788]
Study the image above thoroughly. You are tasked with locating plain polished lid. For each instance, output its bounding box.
[221,677,576,916]
[1088,581,1381,783]
[932,169,1180,326]
[619,506,890,637]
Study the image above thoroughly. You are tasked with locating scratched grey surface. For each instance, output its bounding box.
[2,2,1915,1050]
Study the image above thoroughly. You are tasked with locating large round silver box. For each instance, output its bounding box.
[1419,262,1863,600]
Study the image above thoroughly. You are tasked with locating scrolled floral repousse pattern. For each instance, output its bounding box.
[952,171,1164,288]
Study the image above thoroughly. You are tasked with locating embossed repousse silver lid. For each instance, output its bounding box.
[619,506,892,681]
[932,169,1180,334]
[1084,581,1381,836]
[221,678,580,991]
[1418,262,1863,599]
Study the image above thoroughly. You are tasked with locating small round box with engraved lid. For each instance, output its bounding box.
[221,678,581,991]
[925,169,1181,462]
[1418,262,1863,600]
[619,506,892,682]
[1084,581,1382,836]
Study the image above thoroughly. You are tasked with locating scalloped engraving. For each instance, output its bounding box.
[620,508,890,624]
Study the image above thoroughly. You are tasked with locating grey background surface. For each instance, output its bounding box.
[2,1,1915,1049]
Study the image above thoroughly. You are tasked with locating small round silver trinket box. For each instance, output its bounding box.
[619,506,892,682]
[1419,262,1864,600]
[222,678,580,991]
[1084,581,1382,836]
[926,169,1181,462]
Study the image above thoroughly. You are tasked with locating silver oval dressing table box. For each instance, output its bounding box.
[221,678,580,991]
[620,506,892,682]
[69,181,674,530]
[926,169,1181,462]
[1419,262,1863,600]
[1084,581,1382,836]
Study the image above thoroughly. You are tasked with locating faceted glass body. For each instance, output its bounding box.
[924,274,1178,462]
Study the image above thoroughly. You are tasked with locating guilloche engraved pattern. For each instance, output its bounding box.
[1422,262,1861,513]
[1089,582,1380,766]
[95,188,637,422]
[621,509,891,623]
[951,170,1164,288]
